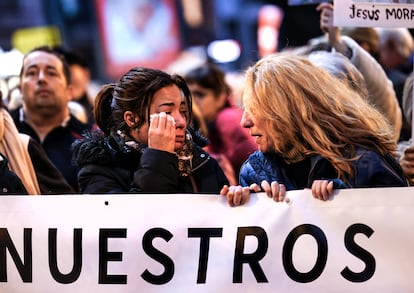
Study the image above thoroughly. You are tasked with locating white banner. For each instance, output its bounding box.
[334,1,414,28]
[0,187,414,292]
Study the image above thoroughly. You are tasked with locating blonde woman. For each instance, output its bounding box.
[221,53,408,206]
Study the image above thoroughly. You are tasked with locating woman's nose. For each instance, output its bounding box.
[240,111,253,128]
[174,112,187,128]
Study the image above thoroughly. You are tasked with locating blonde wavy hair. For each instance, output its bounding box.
[242,53,396,180]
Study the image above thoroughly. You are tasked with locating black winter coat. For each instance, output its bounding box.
[0,153,28,195]
[72,132,229,194]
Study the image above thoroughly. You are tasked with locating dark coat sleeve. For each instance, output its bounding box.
[133,148,229,194]
[132,148,180,192]
[192,157,229,194]
[352,151,408,187]
[0,153,28,195]
[78,164,133,194]
[28,138,75,194]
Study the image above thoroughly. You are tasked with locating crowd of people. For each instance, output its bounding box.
[0,2,413,204]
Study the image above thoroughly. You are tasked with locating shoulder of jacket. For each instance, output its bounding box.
[192,146,211,167]
[69,114,92,132]
[72,132,113,166]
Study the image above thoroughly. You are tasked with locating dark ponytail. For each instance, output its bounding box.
[94,83,116,134]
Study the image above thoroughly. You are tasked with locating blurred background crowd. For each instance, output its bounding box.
[0,0,331,102]
[0,0,413,192]
[1,0,412,105]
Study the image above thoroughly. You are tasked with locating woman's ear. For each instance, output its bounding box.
[124,111,139,128]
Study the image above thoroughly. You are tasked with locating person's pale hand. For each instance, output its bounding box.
[316,2,347,54]
[148,112,176,153]
[311,180,334,201]
[317,2,335,34]
[220,184,259,207]
[260,180,286,202]
[400,144,414,185]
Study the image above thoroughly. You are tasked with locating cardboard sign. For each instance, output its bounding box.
[334,0,414,28]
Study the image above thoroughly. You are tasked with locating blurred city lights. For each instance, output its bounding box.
[207,39,241,63]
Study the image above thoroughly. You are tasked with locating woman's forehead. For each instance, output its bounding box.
[151,85,186,107]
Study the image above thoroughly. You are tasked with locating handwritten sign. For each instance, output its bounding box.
[334,0,414,28]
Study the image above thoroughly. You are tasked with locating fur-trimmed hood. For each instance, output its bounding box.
[72,130,142,171]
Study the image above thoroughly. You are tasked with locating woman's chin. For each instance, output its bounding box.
[258,145,267,153]
[174,142,184,150]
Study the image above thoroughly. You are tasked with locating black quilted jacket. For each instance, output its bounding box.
[72,131,229,194]
[240,148,408,190]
